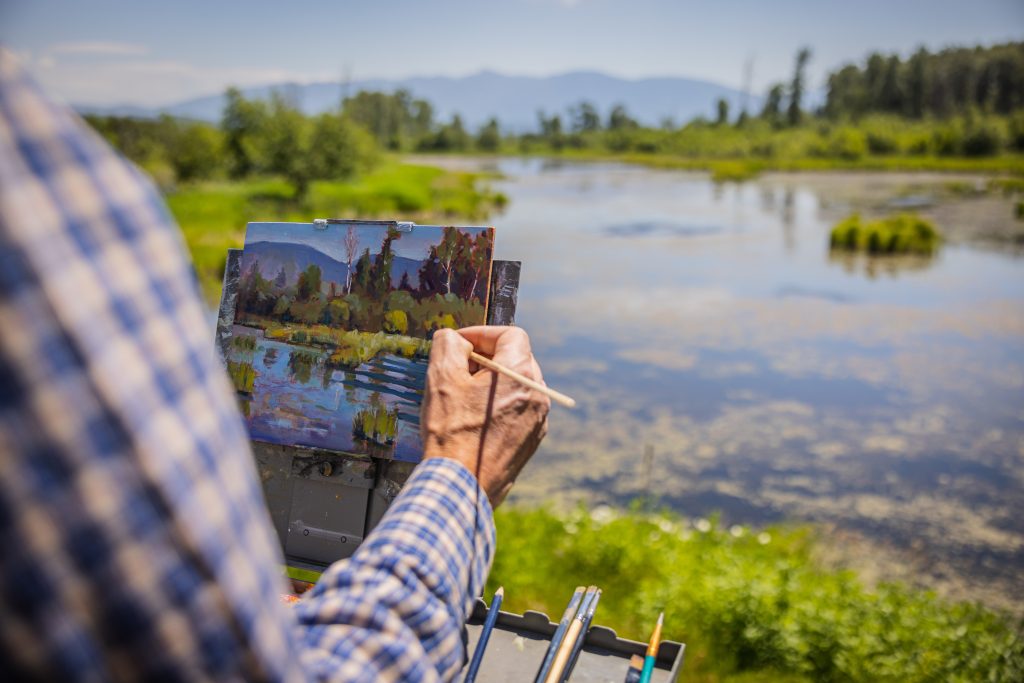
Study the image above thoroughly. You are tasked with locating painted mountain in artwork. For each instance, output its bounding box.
[243,240,421,290]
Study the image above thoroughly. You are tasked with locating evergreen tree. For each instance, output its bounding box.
[787,47,812,126]
[761,84,785,123]
[716,98,730,126]
[476,118,501,152]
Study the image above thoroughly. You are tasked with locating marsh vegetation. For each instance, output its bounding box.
[829,213,941,255]
[488,507,1024,683]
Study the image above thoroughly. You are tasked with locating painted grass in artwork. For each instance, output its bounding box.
[257,323,432,368]
[226,360,255,394]
[352,399,400,446]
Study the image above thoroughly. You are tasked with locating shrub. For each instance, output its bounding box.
[866,130,899,154]
[288,299,325,325]
[326,299,350,327]
[962,121,1003,157]
[829,128,868,160]
[1010,112,1024,152]
[932,122,963,156]
[383,309,409,335]
[424,312,457,333]
[829,213,940,255]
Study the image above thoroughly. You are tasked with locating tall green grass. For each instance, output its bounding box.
[487,507,1023,683]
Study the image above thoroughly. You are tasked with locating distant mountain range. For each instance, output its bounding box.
[243,240,421,292]
[75,70,758,130]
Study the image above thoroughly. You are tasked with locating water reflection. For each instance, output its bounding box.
[827,251,937,279]
[438,157,1024,609]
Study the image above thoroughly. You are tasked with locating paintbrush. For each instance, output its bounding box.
[637,612,664,683]
[623,655,645,683]
[469,351,577,408]
[534,586,586,683]
[559,588,602,682]
[464,586,503,683]
[543,586,598,683]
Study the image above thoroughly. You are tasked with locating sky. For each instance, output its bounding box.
[245,222,490,263]
[2,0,1022,108]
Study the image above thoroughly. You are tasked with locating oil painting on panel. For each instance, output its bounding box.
[227,221,495,462]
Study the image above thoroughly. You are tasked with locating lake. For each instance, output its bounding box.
[427,157,1024,609]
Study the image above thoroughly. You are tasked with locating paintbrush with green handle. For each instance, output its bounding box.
[638,612,664,683]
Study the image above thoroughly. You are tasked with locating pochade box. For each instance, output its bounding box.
[214,219,520,582]
[463,600,686,682]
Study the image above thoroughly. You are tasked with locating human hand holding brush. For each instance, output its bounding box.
[421,326,552,505]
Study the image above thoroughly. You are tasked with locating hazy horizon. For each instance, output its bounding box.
[2,0,1021,108]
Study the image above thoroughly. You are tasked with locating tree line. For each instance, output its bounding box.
[824,43,1024,120]
[85,88,496,192]
[85,40,1023,194]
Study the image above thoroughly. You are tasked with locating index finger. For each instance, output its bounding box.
[456,326,531,358]
[429,328,474,378]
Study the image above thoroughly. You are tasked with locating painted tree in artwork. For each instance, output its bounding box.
[417,247,442,296]
[466,232,491,302]
[398,271,413,292]
[435,226,464,294]
[296,264,322,300]
[353,248,373,296]
[343,224,359,294]
[370,226,401,298]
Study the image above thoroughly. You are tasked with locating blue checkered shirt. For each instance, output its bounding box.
[0,50,495,682]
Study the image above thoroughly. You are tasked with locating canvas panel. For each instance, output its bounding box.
[226,221,495,462]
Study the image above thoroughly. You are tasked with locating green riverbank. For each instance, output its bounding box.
[488,506,1023,683]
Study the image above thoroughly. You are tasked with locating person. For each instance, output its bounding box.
[0,48,550,682]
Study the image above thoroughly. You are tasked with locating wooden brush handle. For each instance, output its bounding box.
[544,620,583,683]
[469,351,577,409]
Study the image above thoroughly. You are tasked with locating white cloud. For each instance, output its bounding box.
[20,55,330,107]
[50,41,149,57]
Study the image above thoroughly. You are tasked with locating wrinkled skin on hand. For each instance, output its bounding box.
[420,326,551,506]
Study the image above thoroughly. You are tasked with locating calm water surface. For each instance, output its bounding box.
[438,158,1024,604]
[232,334,426,461]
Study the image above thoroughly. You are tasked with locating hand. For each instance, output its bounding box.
[420,326,550,506]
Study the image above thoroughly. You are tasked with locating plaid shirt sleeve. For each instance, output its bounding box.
[0,49,494,683]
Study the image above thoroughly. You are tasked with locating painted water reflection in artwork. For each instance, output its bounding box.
[228,221,494,461]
